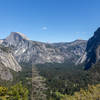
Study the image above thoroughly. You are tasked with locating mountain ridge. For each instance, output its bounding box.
[1,32,87,64]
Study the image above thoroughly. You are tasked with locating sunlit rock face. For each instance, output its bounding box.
[85,27,100,69]
[96,45,100,61]
[1,32,87,64]
[5,32,29,45]
[0,62,13,81]
[0,40,3,44]
[0,45,22,80]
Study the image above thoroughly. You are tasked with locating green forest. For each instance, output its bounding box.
[36,62,100,100]
[0,62,100,100]
[0,63,32,100]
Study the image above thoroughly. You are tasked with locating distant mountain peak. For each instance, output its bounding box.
[76,38,83,41]
[10,32,29,40]
[4,32,30,46]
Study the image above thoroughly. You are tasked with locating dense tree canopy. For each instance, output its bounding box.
[36,62,100,100]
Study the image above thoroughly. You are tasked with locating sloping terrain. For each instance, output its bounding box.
[0,45,21,81]
[78,27,100,69]
[85,27,100,69]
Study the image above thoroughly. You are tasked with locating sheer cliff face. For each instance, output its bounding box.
[0,62,13,81]
[0,46,22,80]
[2,32,87,64]
[85,28,100,69]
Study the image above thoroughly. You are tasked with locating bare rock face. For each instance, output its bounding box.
[0,62,13,81]
[1,32,87,64]
[78,28,100,69]
[75,52,87,65]
[5,32,29,46]
[0,40,3,44]
[84,27,100,69]
[0,45,22,80]
[0,46,22,72]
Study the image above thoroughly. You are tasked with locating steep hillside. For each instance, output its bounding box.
[85,28,100,69]
[0,45,21,81]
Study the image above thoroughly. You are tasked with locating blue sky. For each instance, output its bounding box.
[0,0,100,43]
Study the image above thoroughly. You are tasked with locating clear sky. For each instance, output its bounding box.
[0,0,100,43]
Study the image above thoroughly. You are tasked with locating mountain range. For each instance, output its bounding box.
[0,27,100,81]
[0,32,87,64]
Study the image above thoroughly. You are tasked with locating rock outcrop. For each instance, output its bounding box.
[77,27,100,69]
[0,45,22,80]
[85,27,100,69]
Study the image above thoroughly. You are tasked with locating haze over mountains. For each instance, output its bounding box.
[0,32,87,64]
